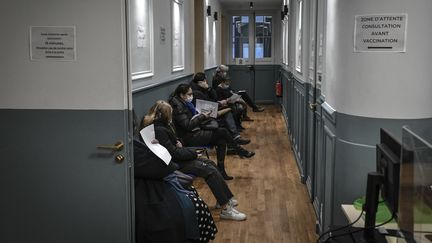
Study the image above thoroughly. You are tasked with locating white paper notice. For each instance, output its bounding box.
[30,26,76,61]
[140,124,172,165]
[195,99,219,118]
[354,14,407,52]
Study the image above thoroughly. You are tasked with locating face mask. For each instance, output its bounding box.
[185,95,193,103]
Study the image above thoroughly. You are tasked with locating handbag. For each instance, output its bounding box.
[200,118,219,130]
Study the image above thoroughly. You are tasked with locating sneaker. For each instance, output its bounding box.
[215,198,239,209]
[253,106,265,112]
[220,206,247,221]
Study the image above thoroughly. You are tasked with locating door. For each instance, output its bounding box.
[0,1,133,243]
[228,14,275,103]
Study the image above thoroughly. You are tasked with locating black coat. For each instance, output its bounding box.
[133,137,188,243]
[190,81,219,104]
[215,86,235,100]
[153,119,197,162]
[168,96,213,145]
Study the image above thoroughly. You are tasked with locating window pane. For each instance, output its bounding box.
[232,16,249,59]
[255,16,272,59]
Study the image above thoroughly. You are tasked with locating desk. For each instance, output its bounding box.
[341,204,401,243]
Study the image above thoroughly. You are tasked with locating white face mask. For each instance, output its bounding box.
[221,83,230,89]
[185,95,193,103]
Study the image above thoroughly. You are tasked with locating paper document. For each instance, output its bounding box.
[227,93,241,103]
[140,124,172,165]
[195,99,218,118]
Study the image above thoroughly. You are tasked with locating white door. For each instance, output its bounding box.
[0,1,133,242]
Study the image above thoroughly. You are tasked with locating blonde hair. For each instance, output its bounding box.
[142,100,173,128]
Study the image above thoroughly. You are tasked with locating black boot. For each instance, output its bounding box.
[218,165,234,180]
[237,146,255,158]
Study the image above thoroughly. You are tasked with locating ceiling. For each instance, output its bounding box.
[218,0,283,10]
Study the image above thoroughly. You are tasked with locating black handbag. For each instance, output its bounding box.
[200,118,219,130]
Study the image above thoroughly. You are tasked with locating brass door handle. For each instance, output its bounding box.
[97,141,124,151]
[309,102,318,111]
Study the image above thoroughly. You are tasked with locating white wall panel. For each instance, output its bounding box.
[0,0,129,110]
[324,0,432,119]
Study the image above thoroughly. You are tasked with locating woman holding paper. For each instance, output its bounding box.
[141,100,247,221]
[169,83,255,180]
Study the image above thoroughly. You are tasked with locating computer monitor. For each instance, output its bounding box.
[376,128,403,219]
[362,129,404,241]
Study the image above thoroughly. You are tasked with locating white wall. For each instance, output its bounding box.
[132,0,195,90]
[324,0,432,119]
[0,0,129,110]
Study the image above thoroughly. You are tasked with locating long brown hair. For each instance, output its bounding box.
[141,100,173,129]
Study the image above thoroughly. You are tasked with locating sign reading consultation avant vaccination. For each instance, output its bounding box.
[354,14,407,52]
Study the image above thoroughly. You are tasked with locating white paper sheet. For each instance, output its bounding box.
[195,99,218,118]
[140,124,172,165]
[227,93,241,103]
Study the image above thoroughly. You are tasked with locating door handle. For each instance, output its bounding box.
[309,102,318,111]
[96,141,124,151]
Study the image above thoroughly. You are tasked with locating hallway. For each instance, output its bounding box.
[194,105,318,243]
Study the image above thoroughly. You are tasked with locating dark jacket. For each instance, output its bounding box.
[133,137,187,243]
[168,95,213,145]
[190,81,219,104]
[215,86,235,100]
[154,119,197,162]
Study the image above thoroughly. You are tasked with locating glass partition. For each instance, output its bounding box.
[399,126,432,243]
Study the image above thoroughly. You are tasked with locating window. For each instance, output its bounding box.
[232,16,249,60]
[130,0,153,79]
[172,0,184,72]
[295,0,303,72]
[255,16,272,60]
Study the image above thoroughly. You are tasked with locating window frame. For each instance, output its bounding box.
[228,12,276,65]
[254,15,273,63]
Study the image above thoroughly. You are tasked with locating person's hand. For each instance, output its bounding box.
[176,140,183,148]
[201,110,211,117]
[151,139,159,144]
[219,99,228,106]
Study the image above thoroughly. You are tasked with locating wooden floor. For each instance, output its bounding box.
[194,105,318,243]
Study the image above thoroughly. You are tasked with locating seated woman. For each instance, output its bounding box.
[213,64,264,113]
[134,133,217,243]
[215,76,250,124]
[190,72,249,143]
[141,100,247,221]
[169,83,255,180]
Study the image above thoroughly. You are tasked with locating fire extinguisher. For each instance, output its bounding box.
[276,80,282,97]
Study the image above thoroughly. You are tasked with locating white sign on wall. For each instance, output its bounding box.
[30,26,76,61]
[354,14,407,52]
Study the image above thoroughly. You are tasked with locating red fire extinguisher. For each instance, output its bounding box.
[276,80,282,97]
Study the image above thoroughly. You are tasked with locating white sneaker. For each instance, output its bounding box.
[215,198,238,209]
[220,206,247,221]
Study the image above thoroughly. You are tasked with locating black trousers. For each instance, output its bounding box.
[184,127,238,170]
[179,158,234,205]
[238,90,257,109]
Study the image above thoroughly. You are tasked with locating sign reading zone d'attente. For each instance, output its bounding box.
[354,14,407,52]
